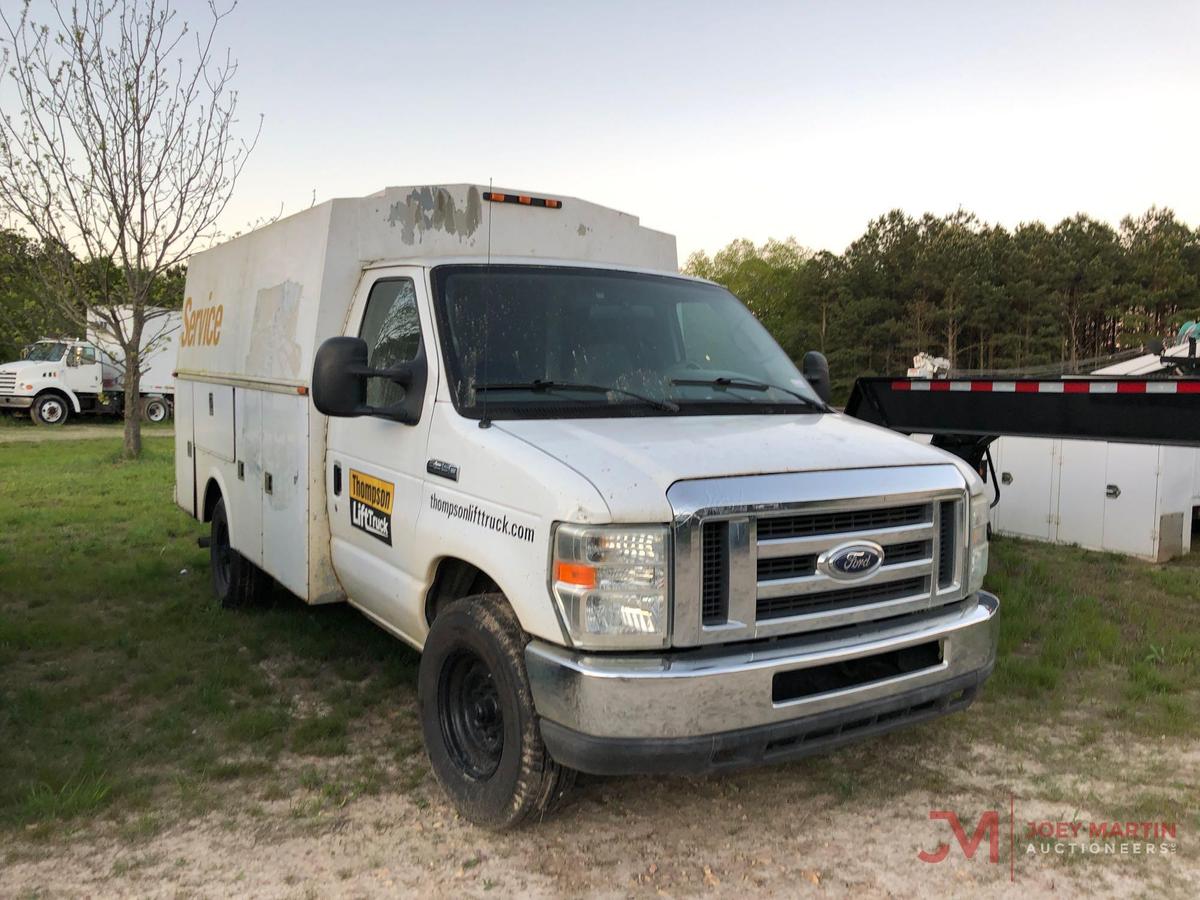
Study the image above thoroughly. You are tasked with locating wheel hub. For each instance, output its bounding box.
[440,651,504,779]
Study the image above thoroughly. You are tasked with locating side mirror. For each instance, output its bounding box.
[311,336,428,425]
[802,351,832,405]
[66,349,81,368]
[312,337,368,417]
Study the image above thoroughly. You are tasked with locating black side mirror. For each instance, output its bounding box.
[312,337,368,417]
[311,336,428,425]
[802,351,832,405]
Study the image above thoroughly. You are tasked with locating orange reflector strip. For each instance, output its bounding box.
[518,195,532,204]
[546,199,561,208]
[297,386,309,395]
[555,561,596,588]
[489,192,507,202]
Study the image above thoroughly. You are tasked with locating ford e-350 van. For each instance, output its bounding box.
[175,185,998,828]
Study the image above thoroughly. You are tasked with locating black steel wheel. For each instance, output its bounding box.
[209,497,270,608]
[418,594,575,828]
[439,649,505,779]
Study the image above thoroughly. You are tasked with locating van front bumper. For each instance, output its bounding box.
[527,591,999,775]
[0,395,34,410]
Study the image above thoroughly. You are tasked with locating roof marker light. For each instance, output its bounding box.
[483,191,562,210]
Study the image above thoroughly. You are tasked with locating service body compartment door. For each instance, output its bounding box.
[326,267,438,645]
[194,383,235,461]
[234,388,264,567]
[174,381,196,515]
[1102,443,1160,558]
[992,436,1057,540]
[1054,440,1107,551]
[261,391,309,598]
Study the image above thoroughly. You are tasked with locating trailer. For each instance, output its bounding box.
[845,376,1200,559]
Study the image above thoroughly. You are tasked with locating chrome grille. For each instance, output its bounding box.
[670,466,968,647]
[701,522,729,625]
[757,576,929,620]
[0,372,16,393]
[757,504,927,540]
[937,500,957,588]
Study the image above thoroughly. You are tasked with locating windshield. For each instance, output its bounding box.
[431,265,822,419]
[25,342,68,362]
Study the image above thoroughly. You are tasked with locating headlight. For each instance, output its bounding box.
[966,490,989,594]
[551,524,669,650]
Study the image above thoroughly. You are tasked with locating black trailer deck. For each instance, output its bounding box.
[845,376,1200,468]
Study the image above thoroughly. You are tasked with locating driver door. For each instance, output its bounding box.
[63,344,101,394]
[325,267,438,644]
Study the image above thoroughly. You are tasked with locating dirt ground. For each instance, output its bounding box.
[4,712,1196,899]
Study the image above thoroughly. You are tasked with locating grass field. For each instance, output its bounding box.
[0,434,1197,847]
[0,436,423,836]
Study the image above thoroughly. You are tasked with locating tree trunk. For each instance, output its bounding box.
[122,342,142,459]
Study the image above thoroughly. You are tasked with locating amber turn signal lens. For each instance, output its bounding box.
[554,561,596,588]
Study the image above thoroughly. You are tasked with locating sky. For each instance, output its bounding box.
[62,0,1200,260]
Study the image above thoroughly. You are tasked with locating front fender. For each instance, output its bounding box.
[30,381,82,413]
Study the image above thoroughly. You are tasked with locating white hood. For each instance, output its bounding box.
[0,359,42,374]
[495,412,967,520]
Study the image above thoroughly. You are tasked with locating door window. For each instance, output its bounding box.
[359,279,421,408]
[68,345,97,367]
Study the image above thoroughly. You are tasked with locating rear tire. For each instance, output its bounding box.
[143,397,169,423]
[419,594,575,828]
[31,394,69,426]
[209,497,271,608]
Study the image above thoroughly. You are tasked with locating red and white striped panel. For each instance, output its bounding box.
[889,379,1200,395]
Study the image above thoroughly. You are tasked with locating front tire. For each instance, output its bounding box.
[31,394,69,426]
[419,595,575,828]
[209,497,271,608]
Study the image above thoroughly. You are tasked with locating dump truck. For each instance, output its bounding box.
[174,184,999,828]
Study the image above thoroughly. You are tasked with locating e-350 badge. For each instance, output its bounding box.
[349,469,393,545]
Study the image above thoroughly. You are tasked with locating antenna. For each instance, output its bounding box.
[479,178,493,429]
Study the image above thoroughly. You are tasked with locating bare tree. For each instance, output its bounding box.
[0,0,258,456]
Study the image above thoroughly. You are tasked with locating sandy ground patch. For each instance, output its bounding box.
[4,721,1195,899]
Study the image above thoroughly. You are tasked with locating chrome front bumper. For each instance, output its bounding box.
[527,592,999,774]
[0,395,34,410]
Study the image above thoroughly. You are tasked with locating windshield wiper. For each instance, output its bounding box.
[475,379,680,413]
[670,376,829,411]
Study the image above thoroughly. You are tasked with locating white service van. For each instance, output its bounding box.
[0,307,178,425]
[175,184,999,827]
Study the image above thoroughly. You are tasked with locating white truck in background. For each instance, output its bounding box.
[175,184,999,828]
[0,307,179,426]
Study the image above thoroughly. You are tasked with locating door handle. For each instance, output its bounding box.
[1106,484,1121,499]
[333,463,342,496]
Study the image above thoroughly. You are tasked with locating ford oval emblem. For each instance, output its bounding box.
[819,541,885,581]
